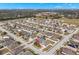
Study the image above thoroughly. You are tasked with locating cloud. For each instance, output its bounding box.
[53,6,64,9]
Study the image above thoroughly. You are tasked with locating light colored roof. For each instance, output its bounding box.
[3,36,9,39]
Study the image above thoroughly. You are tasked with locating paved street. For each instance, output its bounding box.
[46,28,79,55]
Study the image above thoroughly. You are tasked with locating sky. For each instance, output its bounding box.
[0,3,79,9]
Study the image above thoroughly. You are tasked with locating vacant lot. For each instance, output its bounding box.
[59,18,79,25]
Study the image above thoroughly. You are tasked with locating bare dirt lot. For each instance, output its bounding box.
[59,18,79,25]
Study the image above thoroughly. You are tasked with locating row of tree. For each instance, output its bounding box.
[0,9,49,21]
[0,9,79,21]
[53,9,79,19]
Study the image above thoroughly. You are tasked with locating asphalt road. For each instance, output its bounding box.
[46,28,79,55]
